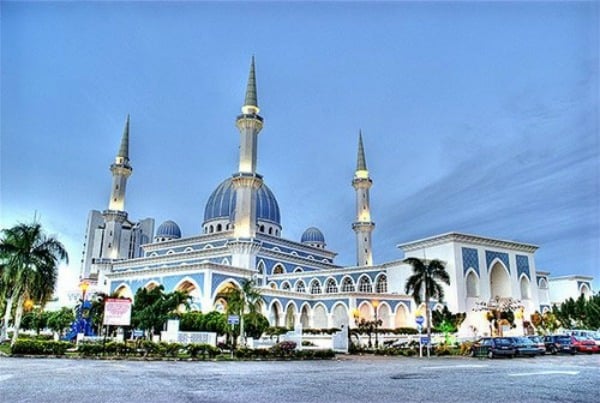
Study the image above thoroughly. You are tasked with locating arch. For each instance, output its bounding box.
[281,281,291,291]
[325,278,338,294]
[203,244,213,249]
[519,275,531,300]
[221,258,230,265]
[257,260,265,275]
[538,278,548,289]
[210,279,243,311]
[144,280,160,291]
[291,251,298,256]
[394,303,409,328]
[300,304,310,328]
[113,283,133,300]
[341,276,355,292]
[312,304,328,328]
[285,303,296,328]
[310,279,322,294]
[465,270,479,298]
[216,224,222,232]
[184,247,194,253]
[295,280,306,293]
[378,302,392,328]
[489,261,511,299]
[150,252,158,257]
[375,274,388,293]
[307,255,314,260]
[272,264,285,275]
[269,300,283,327]
[294,267,303,273]
[331,303,349,328]
[268,282,277,289]
[209,225,214,233]
[174,278,202,312]
[358,275,372,293]
[259,224,265,233]
[358,301,372,320]
[579,283,591,298]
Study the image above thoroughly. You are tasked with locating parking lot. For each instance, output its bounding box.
[1,353,598,402]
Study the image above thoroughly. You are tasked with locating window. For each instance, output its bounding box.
[341,277,355,292]
[358,276,372,293]
[282,282,291,291]
[326,279,338,294]
[273,265,285,275]
[375,275,387,293]
[296,281,306,293]
[310,280,322,295]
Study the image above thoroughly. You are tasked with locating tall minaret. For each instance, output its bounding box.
[108,115,132,212]
[352,131,375,266]
[232,57,264,239]
[101,115,132,259]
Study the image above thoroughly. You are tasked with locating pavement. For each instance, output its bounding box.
[1,353,598,402]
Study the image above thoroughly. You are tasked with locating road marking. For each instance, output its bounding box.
[508,371,579,377]
[0,374,14,382]
[423,364,489,370]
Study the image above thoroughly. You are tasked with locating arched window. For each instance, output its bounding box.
[325,278,338,294]
[466,271,479,298]
[375,274,387,293]
[281,281,291,291]
[216,224,222,232]
[294,267,303,273]
[273,264,285,275]
[341,277,355,292]
[310,280,322,295]
[296,281,306,293]
[358,276,372,293]
[209,225,214,233]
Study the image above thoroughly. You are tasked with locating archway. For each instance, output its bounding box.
[300,304,310,328]
[466,271,479,298]
[313,304,328,328]
[378,303,391,328]
[270,300,282,327]
[331,304,348,328]
[394,304,408,328]
[519,276,530,300]
[489,262,511,298]
[285,304,296,328]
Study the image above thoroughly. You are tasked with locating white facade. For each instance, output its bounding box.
[548,276,594,305]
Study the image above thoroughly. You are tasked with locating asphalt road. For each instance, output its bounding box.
[1,353,598,402]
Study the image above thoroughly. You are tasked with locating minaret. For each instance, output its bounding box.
[352,131,375,266]
[232,57,264,239]
[101,115,132,260]
[108,115,132,212]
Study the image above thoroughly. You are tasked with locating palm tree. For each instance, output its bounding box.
[224,279,263,346]
[0,222,68,345]
[404,257,450,357]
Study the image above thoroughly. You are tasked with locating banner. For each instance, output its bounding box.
[103,298,132,326]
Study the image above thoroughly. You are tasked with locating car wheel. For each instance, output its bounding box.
[469,349,475,358]
[551,346,557,355]
[487,350,494,359]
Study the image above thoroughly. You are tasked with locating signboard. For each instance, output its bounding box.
[227,315,240,325]
[103,298,132,326]
[420,336,430,344]
[415,315,424,325]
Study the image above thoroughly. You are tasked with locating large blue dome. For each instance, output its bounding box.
[203,178,281,225]
[301,227,325,244]
[156,220,181,239]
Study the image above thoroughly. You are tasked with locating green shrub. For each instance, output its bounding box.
[186,343,220,359]
[270,341,297,357]
[160,342,183,358]
[11,340,70,355]
[78,342,105,356]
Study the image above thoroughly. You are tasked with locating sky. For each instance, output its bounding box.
[1,1,599,300]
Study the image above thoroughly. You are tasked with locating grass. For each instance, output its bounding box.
[0,342,12,355]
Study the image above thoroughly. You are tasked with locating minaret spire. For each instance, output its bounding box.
[357,130,367,172]
[117,114,130,162]
[352,131,375,266]
[243,56,259,113]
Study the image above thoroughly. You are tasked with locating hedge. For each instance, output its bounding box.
[11,340,71,355]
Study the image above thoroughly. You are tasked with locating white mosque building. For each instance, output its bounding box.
[80,59,594,337]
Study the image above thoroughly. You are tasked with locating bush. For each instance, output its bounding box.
[78,342,105,356]
[270,341,297,357]
[160,342,183,358]
[12,339,70,355]
[186,343,219,359]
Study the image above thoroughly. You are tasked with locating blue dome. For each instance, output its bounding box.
[203,178,281,225]
[156,220,181,239]
[301,227,325,244]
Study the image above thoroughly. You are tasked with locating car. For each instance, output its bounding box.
[526,335,546,355]
[509,337,538,357]
[470,337,516,359]
[571,336,599,354]
[543,335,576,355]
[569,330,600,348]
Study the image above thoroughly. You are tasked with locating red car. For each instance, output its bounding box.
[571,336,600,353]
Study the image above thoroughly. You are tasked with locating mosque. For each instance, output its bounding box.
[80,59,594,337]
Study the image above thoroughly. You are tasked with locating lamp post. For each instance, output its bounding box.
[80,281,89,302]
[372,300,379,349]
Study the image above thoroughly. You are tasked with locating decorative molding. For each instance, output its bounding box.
[399,232,538,254]
[461,247,479,276]
[485,250,510,273]
[516,255,531,280]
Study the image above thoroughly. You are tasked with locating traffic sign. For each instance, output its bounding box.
[227,315,240,325]
[420,336,430,344]
[415,315,424,325]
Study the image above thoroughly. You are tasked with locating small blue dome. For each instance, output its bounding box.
[156,220,181,239]
[301,227,325,244]
[203,178,281,225]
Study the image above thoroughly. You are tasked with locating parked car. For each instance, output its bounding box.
[543,335,576,355]
[470,337,516,359]
[526,335,546,355]
[509,337,538,357]
[569,330,600,348]
[571,336,600,354]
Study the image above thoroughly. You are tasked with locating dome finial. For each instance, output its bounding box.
[242,56,259,114]
[118,114,130,160]
[357,130,367,171]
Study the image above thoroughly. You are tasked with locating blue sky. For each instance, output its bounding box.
[1,1,598,292]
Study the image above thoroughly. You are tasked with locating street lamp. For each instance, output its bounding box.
[80,281,90,302]
[372,300,379,348]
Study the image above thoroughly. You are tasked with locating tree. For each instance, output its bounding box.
[223,279,264,346]
[131,286,190,337]
[404,257,450,357]
[0,222,68,345]
[47,307,75,337]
